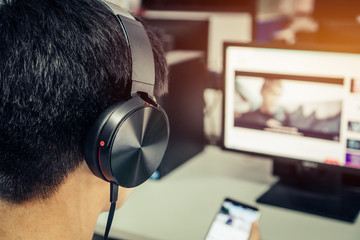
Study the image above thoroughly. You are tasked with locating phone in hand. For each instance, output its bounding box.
[205,198,261,240]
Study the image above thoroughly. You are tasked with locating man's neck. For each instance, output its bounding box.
[0,163,109,240]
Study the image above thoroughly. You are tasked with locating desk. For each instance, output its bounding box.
[95,146,360,240]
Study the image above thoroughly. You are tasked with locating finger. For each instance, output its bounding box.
[248,221,261,240]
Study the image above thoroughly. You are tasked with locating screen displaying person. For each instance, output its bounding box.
[236,78,286,128]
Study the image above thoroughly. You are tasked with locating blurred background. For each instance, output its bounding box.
[95,2,360,239]
[106,0,360,177]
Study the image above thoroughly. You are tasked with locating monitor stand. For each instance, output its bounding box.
[256,160,360,223]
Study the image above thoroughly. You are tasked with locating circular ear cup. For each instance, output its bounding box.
[84,95,169,188]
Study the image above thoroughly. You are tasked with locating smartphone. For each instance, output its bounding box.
[205,198,261,240]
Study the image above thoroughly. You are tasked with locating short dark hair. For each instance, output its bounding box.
[0,0,168,203]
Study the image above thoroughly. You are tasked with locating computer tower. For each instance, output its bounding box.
[152,51,206,179]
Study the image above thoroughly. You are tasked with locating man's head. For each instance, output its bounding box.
[260,78,283,115]
[0,0,167,204]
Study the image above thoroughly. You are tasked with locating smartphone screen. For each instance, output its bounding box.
[205,198,260,240]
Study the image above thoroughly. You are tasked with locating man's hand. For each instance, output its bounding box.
[248,221,261,240]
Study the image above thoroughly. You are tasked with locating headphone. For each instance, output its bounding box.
[84,1,169,189]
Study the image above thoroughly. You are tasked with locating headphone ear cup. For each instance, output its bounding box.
[84,102,125,181]
[108,100,169,187]
[84,96,170,187]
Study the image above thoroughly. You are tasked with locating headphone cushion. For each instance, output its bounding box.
[84,102,125,181]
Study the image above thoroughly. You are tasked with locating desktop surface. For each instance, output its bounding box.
[95,146,360,240]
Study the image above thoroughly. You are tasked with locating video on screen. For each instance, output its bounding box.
[233,72,343,141]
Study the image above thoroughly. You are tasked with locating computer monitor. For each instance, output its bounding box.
[222,42,360,222]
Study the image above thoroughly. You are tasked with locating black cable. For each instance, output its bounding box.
[103,202,116,240]
[104,182,119,240]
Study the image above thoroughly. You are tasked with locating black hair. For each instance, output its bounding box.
[0,0,168,203]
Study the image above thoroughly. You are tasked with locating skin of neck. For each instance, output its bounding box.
[0,162,133,240]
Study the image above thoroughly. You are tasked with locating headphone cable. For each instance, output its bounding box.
[104,182,119,240]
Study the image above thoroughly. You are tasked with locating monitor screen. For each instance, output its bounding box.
[223,43,360,170]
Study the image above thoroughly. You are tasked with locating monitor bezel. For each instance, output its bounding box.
[221,41,360,176]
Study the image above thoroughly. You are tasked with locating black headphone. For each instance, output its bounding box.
[84,1,169,189]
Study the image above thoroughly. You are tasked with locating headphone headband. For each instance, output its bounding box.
[102,1,135,20]
[102,0,155,96]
